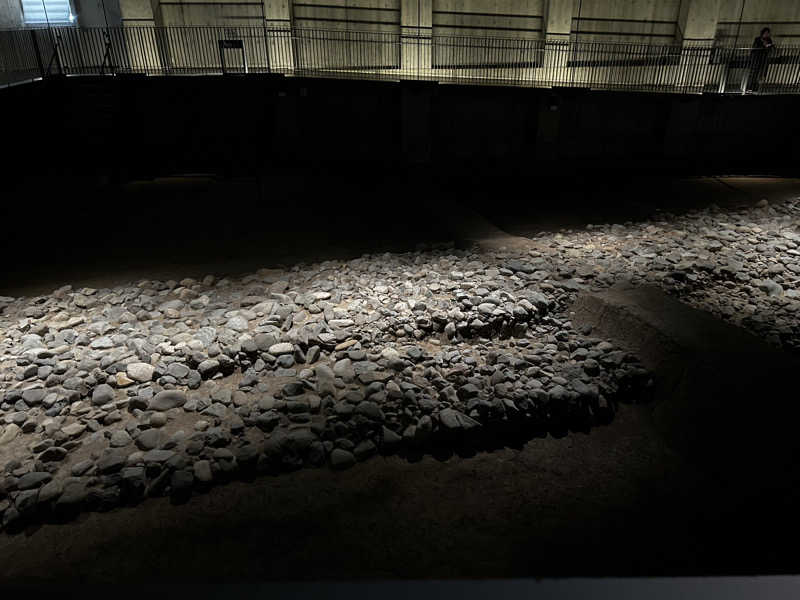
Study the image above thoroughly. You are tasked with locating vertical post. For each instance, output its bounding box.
[261,1,270,72]
[99,0,115,75]
[31,29,45,79]
[51,30,64,75]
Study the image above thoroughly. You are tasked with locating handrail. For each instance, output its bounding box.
[1,25,798,95]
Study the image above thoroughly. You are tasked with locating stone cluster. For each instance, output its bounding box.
[524,196,800,352]
[5,193,795,532]
[0,242,651,532]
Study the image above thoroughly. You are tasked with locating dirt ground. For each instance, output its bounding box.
[1,173,799,581]
[0,404,703,582]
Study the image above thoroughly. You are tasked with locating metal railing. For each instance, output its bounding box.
[2,25,800,94]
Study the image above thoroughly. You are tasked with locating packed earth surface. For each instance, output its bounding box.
[0,183,799,535]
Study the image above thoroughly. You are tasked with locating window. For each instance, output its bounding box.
[22,0,76,25]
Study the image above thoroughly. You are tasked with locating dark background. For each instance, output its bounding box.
[2,73,799,296]
[3,73,799,181]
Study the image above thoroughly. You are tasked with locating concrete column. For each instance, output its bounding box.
[149,0,163,25]
[265,0,293,72]
[675,0,723,93]
[119,0,154,24]
[544,0,572,42]
[400,0,431,78]
[0,0,23,27]
[677,0,722,45]
[542,0,572,86]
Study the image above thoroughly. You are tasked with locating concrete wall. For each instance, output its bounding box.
[431,0,544,69]
[76,0,123,26]
[292,0,400,32]
[292,0,401,69]
[0,0,23,27]
[571,0,682,45]
[432,0,544,39]
[157,0,263,27]
[109,0,800,51]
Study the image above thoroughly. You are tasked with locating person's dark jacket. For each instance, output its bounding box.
[751,36,774,67]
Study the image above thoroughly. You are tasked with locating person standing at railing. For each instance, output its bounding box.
[747,27,774,93]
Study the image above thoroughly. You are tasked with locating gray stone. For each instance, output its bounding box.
[197,359,220,378]
[71,459,94,476]
[330,448,356,470]
[127,363,155,382]
[16,471,52,490]
[0,424,20,445]
[22,388,46,406]
[439,408,481,431]
[355,401,383,421]
[353,439,377,461]
[315,364,337,397]
[97,449,128,474]
[61,422,86,438]
[166,363,190,379]
[142,449,175,463]
[92,383,116,406]
[149,390,186,411]
[202,402,227,419]
[15,489,39,513]
[90,336,115,349]
[269,342,294,356]
[226,316,250,332]
[135,428,164,450]
[110,430,132,447]
[759,279,784,297]
[56,481,88,508]
[381,426,402,449]
[193,460,213,483]
[39,446,68,462]
[38,479,63,503]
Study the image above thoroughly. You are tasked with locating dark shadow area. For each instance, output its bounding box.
[0,170,458,297]
[459,174,800,234]
[3,170,798,298]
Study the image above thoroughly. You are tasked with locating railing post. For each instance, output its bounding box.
[30,29,45,79]
[263,23,270,73]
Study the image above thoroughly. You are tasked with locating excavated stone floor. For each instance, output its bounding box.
[0,174,798,581]
[1,181,798,534]
[0,242,651,531]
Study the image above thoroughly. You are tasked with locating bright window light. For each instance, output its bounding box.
[22,0,75,25]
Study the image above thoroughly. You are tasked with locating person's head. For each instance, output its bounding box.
[761,27,771,39]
